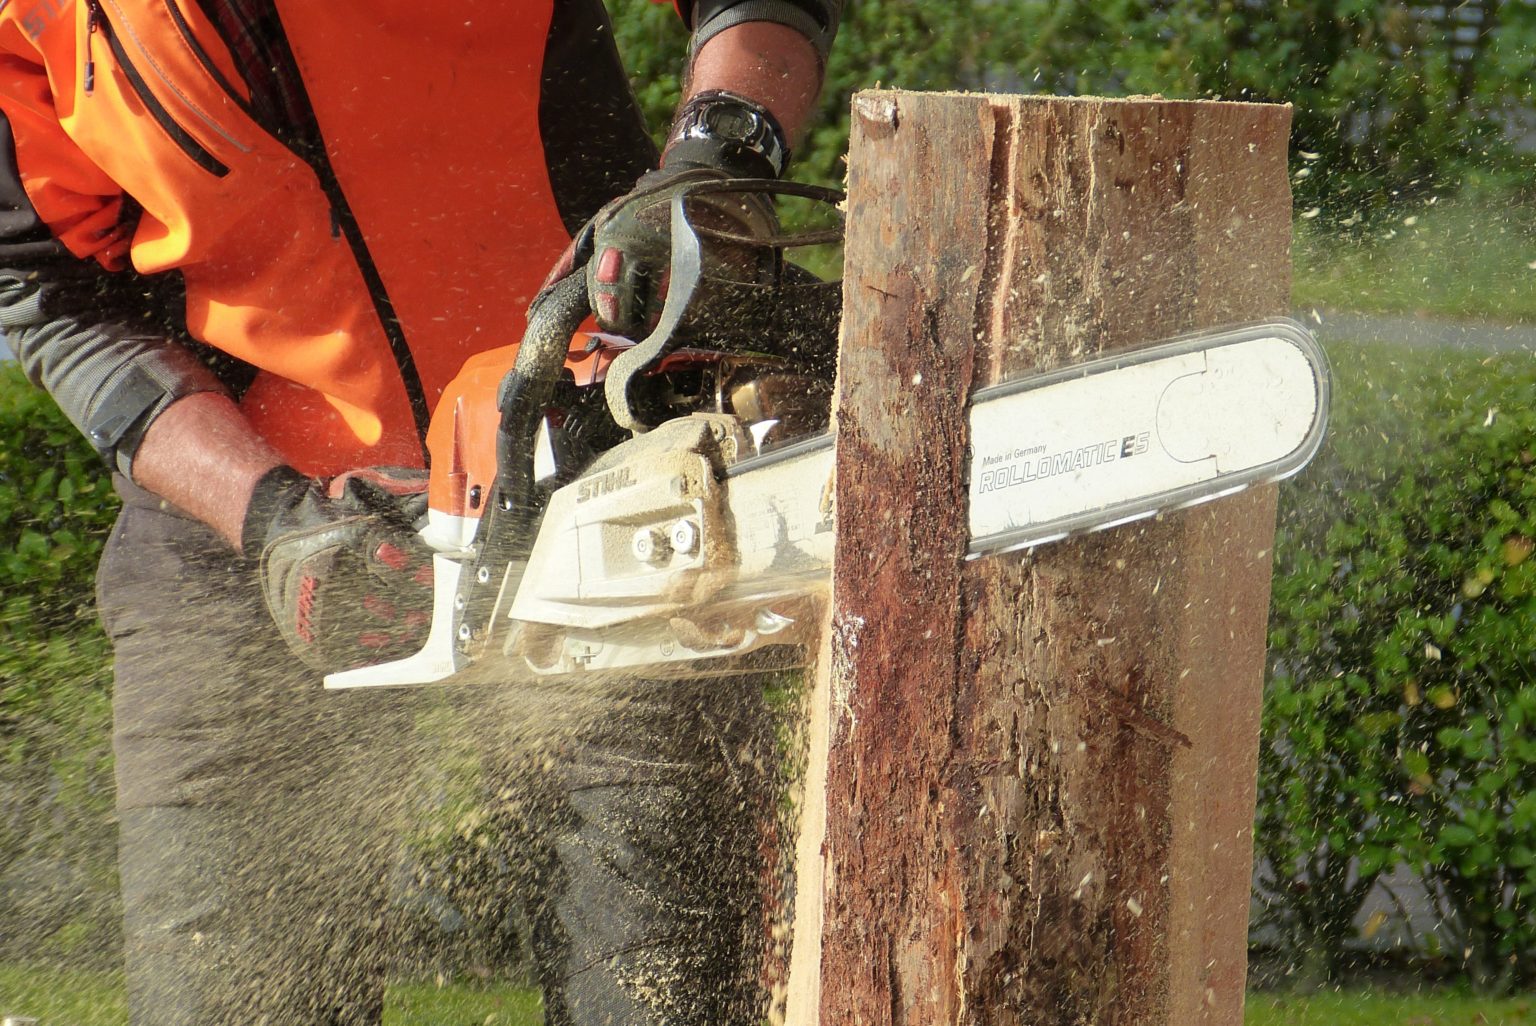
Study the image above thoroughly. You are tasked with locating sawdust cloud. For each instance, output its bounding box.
[3,618,816,1026]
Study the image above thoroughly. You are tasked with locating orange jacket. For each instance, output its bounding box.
[0,0,654,474]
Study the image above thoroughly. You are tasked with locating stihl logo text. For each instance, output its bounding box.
[975,432,1150,495]
[576,467,635,502]
[13,0,67,40]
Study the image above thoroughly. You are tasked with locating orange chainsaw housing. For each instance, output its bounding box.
[425,336,621,521]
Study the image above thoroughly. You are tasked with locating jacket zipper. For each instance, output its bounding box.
[84,0,100,93]
[161,0,254,120]
[86,2,229,177]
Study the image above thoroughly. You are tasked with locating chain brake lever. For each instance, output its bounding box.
[603,179,845,433]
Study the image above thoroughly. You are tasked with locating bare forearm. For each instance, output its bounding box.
[132,391,284,552]
[686,22,823,145]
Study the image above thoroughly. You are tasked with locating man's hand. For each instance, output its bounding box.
[587,164,781,338]
[243,466,435,674]
[547,21,823,340]
[587,89,790,339]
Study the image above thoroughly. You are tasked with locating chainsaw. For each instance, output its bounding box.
[326,179,1330,690]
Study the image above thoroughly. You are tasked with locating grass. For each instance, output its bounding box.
[0,964,542,1026]
[1246,989,1536,1025]
[0,964,124,1026]
[785,182,1536,323]
[6,964,1534,1026]
[1287,331,1517,510]
[1327,331,1514,423]
[387,977,542,1026]
[1292,194,1536,323]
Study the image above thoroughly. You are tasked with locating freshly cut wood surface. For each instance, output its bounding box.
[792,91,1292,1026]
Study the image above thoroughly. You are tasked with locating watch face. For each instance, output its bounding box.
[708,106,759,144]
[673,92,787,176]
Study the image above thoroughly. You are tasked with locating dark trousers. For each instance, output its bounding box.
[100,479,770,1025]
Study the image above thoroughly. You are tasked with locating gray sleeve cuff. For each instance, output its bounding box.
[690,0,842,66]
[0,274,228,477]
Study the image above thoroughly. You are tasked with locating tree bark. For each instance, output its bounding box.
[791,91,1292,1026]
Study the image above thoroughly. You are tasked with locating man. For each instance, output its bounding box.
[0,1,839,1022]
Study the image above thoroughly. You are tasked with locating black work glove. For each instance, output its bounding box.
[587,91,789,339]
[242,465,435,675]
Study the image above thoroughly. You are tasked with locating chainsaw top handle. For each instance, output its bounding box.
[496,176,843,525]
[599,177,844,434]
[447,271,588,661]
[495,271,590,525]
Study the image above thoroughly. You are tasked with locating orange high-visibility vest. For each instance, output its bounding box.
[0,0,648,474]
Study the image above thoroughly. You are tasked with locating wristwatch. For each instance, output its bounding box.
[665,90,790,179]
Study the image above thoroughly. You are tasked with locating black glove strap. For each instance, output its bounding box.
[664,90,790,179]
[240,464,314,561]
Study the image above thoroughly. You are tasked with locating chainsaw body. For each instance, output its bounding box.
[326,181,1330,690]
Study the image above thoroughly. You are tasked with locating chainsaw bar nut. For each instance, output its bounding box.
[670,519,700,556]
[632,526,672,565]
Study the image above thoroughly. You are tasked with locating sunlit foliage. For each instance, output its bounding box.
[1262,347,1536,990]
[609,0,1536,213]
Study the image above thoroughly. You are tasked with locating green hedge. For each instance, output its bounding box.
[1259,346,1536,991]
[0,363,118,749]
[0,362,120,967]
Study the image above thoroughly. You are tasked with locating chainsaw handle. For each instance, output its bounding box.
[494,271,590,521]
[603,178,846,435]
[603,189,705,434]
[450,271,590,662]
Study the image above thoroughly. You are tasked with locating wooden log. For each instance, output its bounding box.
[789,92,1293,1026]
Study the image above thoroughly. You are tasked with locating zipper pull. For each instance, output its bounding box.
[84,0,102,95]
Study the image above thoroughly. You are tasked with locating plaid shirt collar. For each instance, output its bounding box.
[194,0,309,144]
